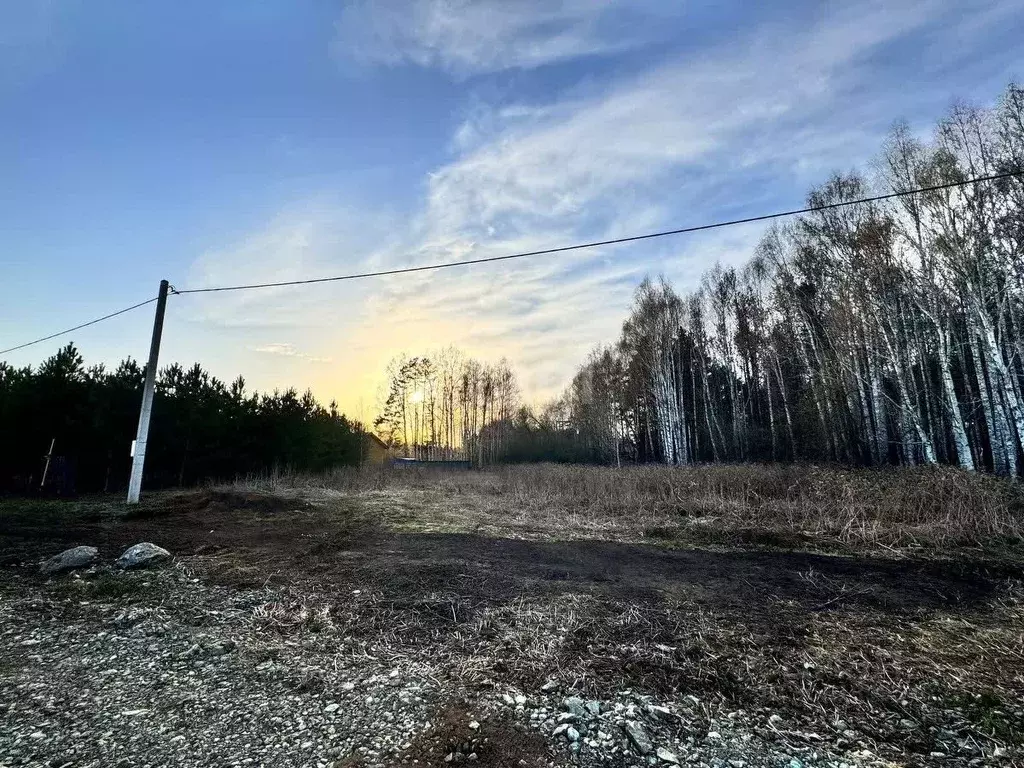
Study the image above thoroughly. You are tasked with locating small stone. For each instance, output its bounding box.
[646,704,671,720]
[706,731,721,741]
[116,542,172,569]
[788,759,803,768]
[566,726,580,742]
[553,724,569,737]
[729,761,746,768]
[468,721,480,731]
[585,701,601,717]
[207,639,235,656]
[514,695,527,706]
[540,680,560,693]
[40,546,99,574]
[624,721,654,755]
[557,713,577,724]
[564,697,588,719]
[657,748,679,764]
[325,703,340,713]
[769,714,783,726]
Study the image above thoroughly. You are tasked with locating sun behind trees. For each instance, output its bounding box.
[374,349,519,463]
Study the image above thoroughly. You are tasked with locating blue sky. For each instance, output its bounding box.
[1,0,1022,419]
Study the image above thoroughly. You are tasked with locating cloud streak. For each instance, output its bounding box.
[335,0,679,75]
[250,343,333,364]
[189,0,1023,414]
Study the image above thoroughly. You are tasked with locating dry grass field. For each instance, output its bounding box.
[255,463,1024,553]
[2,464,1023,768]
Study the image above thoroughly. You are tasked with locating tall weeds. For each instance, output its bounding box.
[236,463,1024,552]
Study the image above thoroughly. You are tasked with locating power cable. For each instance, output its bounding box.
[0,297,158,356]
[175,169,1023,294]
[2,168,1020,356]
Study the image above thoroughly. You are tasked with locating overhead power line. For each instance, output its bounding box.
[175,169,1024,295]
[0,297,158,356]
[1,168,1021,358]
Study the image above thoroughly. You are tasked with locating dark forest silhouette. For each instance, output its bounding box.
[0,343,362,493]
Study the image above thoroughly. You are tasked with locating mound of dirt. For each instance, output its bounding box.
[385,706,549,768]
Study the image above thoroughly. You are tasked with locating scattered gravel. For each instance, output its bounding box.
[1,565,440,768]
[2,530,1021,768]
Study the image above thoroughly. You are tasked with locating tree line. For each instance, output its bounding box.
[0,343,364,493]
[559,84,1024,474]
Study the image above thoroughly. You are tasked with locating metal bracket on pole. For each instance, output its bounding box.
[40,438,56,490]
[127,279,169,504]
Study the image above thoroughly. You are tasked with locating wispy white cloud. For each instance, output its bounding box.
[250,343,333,364]
[335,0,679,75]
[190,0,1021,412]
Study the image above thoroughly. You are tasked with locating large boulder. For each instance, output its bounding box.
[116,542,172,570]
[40,546,99,574]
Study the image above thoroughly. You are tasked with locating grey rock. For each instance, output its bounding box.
[566,726,580,742]
[585,700,602,717]
[624,720,654,755]
[540,680,560,692]
[657,747,679,764]
[40,546,98,574]
[557,713,577,724]
[564,697,589,720]
[207,639,236,656]
[116,542,172,570]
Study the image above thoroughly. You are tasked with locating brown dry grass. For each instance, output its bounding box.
[235,463,1024,556]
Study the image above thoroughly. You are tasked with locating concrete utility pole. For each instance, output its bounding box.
[127,279,170,504]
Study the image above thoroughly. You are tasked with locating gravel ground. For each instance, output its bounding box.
[2,554,1017,768]
[2,485,1022,768]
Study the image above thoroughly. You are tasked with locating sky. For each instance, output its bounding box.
[1,0,1022,423]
